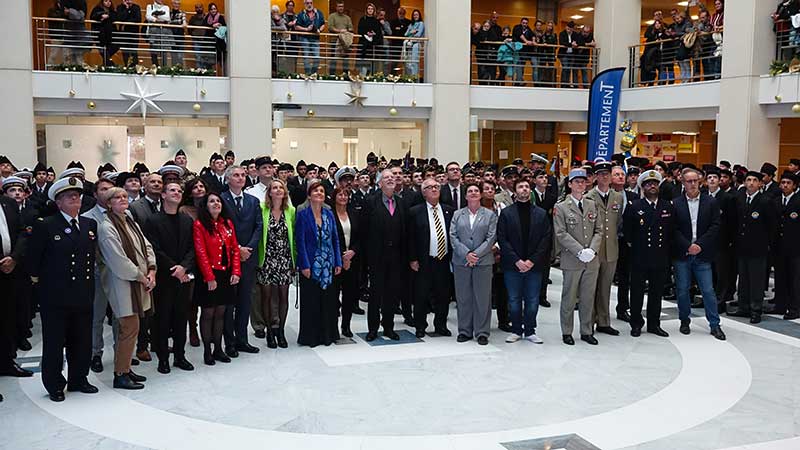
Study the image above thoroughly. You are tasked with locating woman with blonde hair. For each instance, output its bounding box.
[98,187,156,390]
[256,179,296,349]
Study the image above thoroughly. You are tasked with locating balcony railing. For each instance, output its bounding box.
[774,19,799,62]
[271,30,427,82]
[32,17,221,75]
[628,29,723,88]
[470,42,598,88]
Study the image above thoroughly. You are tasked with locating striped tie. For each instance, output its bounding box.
[432,206,446,260]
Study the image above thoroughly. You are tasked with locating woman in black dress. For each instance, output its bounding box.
[357,3,383,75]
[330,186,361,338]
[193,192,241,365]
[90,0,119,65]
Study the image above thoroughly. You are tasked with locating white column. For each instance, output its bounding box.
[594,0,641,72]
[425,0,470,163]
[716,0,779,167]
[0,1,36,168]
[227,0,272,159]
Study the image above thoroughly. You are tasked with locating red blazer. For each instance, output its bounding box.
[193,218,242,283]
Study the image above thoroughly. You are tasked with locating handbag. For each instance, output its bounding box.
[682,31,697,49]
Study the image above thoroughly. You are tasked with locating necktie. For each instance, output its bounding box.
[578,201,584,214]
[452,187,459,207]
[746,196,751,206]
[387,197,395,216]
[151,200,160,213]
[783,197,788,207]
[235,196,242,212]
[601,193,608,207]
[70,218,79,233]
[432,206,446,260]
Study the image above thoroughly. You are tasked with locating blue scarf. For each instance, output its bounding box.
[311,212,334,289]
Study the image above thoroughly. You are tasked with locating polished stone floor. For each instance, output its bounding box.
[2,269,800,450]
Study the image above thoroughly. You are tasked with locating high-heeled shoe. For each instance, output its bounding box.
[341,325,353,338]
[266,329,277,349]
[213,348,231,363]
[276,328,288,349]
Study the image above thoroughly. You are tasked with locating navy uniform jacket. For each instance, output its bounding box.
[623,198,675,269]
[709,189,736,253]
[26,214,97,309]
[775,193,800,258]
[734,191,777,258]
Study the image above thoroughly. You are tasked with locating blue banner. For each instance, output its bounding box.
[586,67,626,162]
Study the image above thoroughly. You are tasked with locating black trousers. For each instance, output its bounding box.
[14,273,33,342]
[630,265,667,330]
[40,305,92,395]
[400,265,414,321]
[152,278,190,362]
[737,256,768,315]
[368,260,403,333]
[413,257,452,332]
[616,243,631,314]
[774,254,800,315]
[136,315,151,352]
[0,273,16,369]
[714,246,737,303]
[492,268,509,326]
[539,258,552,302]
[338,263,360,330]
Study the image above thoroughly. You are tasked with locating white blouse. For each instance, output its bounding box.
[340,216,351,249]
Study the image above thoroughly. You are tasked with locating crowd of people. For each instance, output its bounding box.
[637,1,724,86]
[470,13,596,88]
[46,0,227,73]
[0,146,798,404]
[772,0,800,61]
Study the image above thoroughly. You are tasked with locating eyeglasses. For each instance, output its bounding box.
[423,185,440,191]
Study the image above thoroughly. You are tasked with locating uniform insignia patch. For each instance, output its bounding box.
[54,235,61,241]
[791,212,798,220]
[751,211,760,219]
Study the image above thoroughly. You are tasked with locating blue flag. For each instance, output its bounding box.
[587,67,626,162]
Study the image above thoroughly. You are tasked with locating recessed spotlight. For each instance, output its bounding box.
[691,15,699,20]
[579,7,594,12]
[645,19,655,25]
[570,15,583,20]
[677,1,688,6]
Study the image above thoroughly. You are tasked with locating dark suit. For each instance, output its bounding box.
[616,188,640,314]
[533,188,557,302]
[221,190,263,348]
[623,198,675,330]
[202,172,228,194]
[333,206,362,330]
[29,182,52,208]
[143,211,196,362]
[733,191,777,316]
[0,197,26,370]
[407,202,454,333]
[440,184,467,209]
[289,178,310,207]
[364,192,407,333]
[710,189,737,305]
[26,212,97,396]
[774,192,800,316]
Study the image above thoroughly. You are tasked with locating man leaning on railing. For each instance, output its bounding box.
[295,0,326,75]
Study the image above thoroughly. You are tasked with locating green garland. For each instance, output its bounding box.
[275,71,419,83]
[770,60,790,77]
[49,64,217,77]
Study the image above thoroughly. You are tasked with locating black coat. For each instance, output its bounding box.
[734,191,778,258]
[201,173,228,195]
[710,190,736,252]
[116,2,141,34]
[775,192,800,257]
[407,202,454,267]
[143,211,196,281]
[440,184,467,209]
[496,201,552,272]
[364,192,407,273]
[623,198,675,269]
[333,205,362,265]
[0,197,26,262]
[672,193,720,262]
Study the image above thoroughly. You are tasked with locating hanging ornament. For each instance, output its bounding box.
[389,107,398,116]
[793,103,800,114]
[307,109,315,117]
[193,103,202,112]
[287,92,293,100]
[87,101,96,110]
[345,82,367,107]
[775,94,783,102]
[68,89,76,97]
[411,99,417,107]
[200,88,207,97]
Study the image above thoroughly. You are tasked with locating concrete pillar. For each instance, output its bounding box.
[716,0,779,167]
[594,0,641,73]
[0,0,36,168]
[424,0,470,163]
[227,0,272,158]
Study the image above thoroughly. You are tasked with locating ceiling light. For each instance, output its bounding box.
[645,19,655,25]
[570,15,583,20]
[691,15,699,20]
[579,7,594,12]
[677,1,688,6]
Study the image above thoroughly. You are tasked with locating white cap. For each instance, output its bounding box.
[158,164,185,177]
[637,169,664,189]
[48,176,84,201]
[58,167,85,179]
[1,176,27,191]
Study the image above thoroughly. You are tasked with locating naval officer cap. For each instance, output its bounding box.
[58,167,85,179]
[334,166,358,184]
[1,176,26,192]
[49,176,83,201]
[637,169,663,189]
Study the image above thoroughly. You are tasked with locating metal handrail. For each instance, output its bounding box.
[773,18,799,61]
[469,44,599,88]
[33,16,214,31]
[627,28,724,87]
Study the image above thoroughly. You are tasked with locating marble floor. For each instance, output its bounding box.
[2,269,800,450]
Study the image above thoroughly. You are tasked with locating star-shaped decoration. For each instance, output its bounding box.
[345,83,367,107]
[120,78,164,120]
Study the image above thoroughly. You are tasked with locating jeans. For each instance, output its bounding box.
[677,59,692,82]
[405,42,421,78]
[504,270,542,336]
[303,37,320,74]
[530,56,541,83]
[674,257,720,328]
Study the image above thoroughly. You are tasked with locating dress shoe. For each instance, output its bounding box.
[784,312,800,320]
[266,329,278,349]
[580,334,598,345]
[365,331,378,342]
[276,329,288,348]
[90,356,103,373]
[173,358,194,371]
[710,327,726,341]
[498,323,513,333]
[435,328,452,337]
[353,307,366,315]
[203,351,215,366]
[157,360,171,374]
[49,390,65,402]
[679,320,691,335]
[136,350,152,362]
[750,315,762,324]
[727,309,750,318]
[647,327,669,337]
[383,330,400,340]
[254,329,266,339]
[17,339,32,351]
[617,311,631,323]
[728,301,738,307]
[224,346,239,358]
[596,326,619,336]
[128,370,146,382]
[0,363,33,378]
[66,381,98,394]
[341,326,353,338]
[717,302,728,314]
[213,349,232,363]
[630,328,642,337]
[415,330,426,338]
[113,373,144,390]
[456,334,471,343]
[131,358,140,366]
[236,343,260,354]
[477,336,489,345]
[562,335,575,345]
[539,298,551,308]
[403,318,415,327]
[663,292,677,301]
[547,278,553,284]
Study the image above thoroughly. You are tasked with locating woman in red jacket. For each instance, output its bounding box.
[193,192,241,365]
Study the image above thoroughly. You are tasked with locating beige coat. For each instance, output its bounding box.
[98,214,156,318]
[583,187,623,262]
[553,196,603,271]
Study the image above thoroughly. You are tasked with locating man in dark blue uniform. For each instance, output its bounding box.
[623,170,674,337]
[26,177,98,402]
